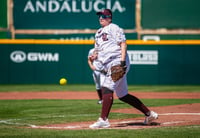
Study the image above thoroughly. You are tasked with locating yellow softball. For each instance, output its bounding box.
[59,78,67,85]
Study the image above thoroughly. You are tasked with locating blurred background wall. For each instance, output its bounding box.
[0,0,200,84]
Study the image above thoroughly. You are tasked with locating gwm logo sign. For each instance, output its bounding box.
[10,50,59,63]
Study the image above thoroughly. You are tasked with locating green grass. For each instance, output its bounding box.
[0,85,200,137]
[0,125,199,138]
[0,99,199,125]
[0,84,200,92]
[0,99,200,137]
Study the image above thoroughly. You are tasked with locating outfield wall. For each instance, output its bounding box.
[141,0,200,29]
[13,0,136,30]
[1,0,200,40]
[0,40,200,85]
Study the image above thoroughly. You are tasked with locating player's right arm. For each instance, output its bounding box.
[88,56,96,71]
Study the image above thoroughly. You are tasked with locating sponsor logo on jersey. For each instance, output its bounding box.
[128,50,158,65]
[10,50,59,63]
[23,0,126,13]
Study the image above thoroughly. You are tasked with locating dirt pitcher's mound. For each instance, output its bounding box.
[30,103,200,130]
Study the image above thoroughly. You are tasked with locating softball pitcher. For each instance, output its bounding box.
[89,9,158,128]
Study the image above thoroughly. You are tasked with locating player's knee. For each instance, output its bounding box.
[102,87,113,94]
[119,94,130,101]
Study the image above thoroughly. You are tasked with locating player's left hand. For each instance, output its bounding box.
[111,65,126,82]
[120,61,127,72]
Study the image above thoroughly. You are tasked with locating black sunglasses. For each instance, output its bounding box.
[99,14,111,19]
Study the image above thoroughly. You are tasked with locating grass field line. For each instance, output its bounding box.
[184,125,200,128]
[30,120,146,129]
[30,125,83,129]
[1,112,199,129]
[162,121,186,125]
[0,119,34,127]
[159,113,200,115]
[0,114,96,127]
[29,120,191,130]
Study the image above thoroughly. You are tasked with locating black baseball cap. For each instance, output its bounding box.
[96,9,112,19]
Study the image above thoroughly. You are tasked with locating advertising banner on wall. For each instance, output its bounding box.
[0,43,200,85]
[13,0,136,29]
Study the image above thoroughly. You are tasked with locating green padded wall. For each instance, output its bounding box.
[142,0,200,29]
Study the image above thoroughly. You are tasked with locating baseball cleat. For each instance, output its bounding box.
[97,100,103,104]
[89,117,110,128]
[144,111,158,125]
